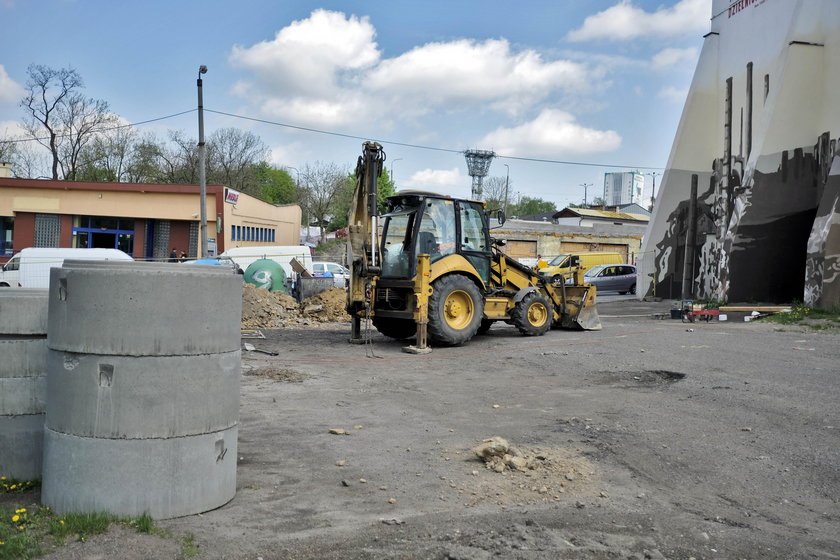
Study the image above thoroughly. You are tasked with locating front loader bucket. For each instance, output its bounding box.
[557,286,602,331]
[573,294,602,330]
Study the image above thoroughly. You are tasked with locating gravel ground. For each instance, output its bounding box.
[33,298,840,559]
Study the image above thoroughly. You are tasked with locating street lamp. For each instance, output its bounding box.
[580,182,592,206]
[390,158,403,185]
[285,166,299,186]
[503,163,510,216]
[197,65,208,258]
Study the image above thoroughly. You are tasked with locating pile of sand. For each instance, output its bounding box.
[241,284,350,329]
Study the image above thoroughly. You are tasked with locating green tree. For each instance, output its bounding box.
[330,166,396,231]
[257,163,298,204]
[509,196,556,217]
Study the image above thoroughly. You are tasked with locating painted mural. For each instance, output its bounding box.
[641,0,840,307]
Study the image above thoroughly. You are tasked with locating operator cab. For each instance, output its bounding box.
[380,192,491,284]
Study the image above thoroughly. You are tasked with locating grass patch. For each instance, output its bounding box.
[1,478,168,559]
[762,304,840,329]
[179,533,200,559]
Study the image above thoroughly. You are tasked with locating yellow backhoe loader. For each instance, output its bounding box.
[346,141,600,349]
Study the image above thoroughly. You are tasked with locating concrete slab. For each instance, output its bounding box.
[45,350,240,438]
[0,377,46,415]
[41,424,238,519]
[0,289,48,334]
[0,413,44,480]
[47,261,243,356]
[0,338,48,377]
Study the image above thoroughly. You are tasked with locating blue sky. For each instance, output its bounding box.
[0,0,710,208]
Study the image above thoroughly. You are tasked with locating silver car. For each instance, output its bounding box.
[583,264,637,294]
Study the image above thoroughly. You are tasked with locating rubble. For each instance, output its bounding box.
[241,284,350,329]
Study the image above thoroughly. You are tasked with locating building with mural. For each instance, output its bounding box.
[0,169,301,262]
[640,0,840,306]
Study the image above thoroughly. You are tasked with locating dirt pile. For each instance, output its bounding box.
[461,436,598,506]
[241,284,350,329]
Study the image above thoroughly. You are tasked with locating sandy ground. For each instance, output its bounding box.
[26,298,840,559]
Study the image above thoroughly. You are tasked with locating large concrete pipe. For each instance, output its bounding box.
[41,261,243,519]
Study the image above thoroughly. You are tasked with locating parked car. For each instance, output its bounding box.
[311,261,349,288]
[583,264,637,294]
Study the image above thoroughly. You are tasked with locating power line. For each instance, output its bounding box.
[3,105,665,171]
[1,108,196,144]
[206,109,464,155]
[206,108,665,171]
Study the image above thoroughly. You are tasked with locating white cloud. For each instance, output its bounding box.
[658,86,688,102]
[651,47,698,70]
[366,39,593,116]
[0,65,24,103]
[0,119,25,137]
[567,0,711,42]
[477,109,621,157]
[228,11,604,129]
[403,167,465,191]
[229,9,380,98]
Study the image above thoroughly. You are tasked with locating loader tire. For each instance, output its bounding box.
[428,274,484,346]
[511,291,552,336]
[373,317,417,340]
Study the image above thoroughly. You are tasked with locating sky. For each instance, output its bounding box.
[0,0,711,209]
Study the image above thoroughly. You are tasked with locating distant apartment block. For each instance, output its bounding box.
[603,171,644,206]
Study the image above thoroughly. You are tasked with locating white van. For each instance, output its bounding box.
[219,245,313,279]
[0,248,134,288]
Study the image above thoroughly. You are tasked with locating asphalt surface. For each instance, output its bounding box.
[38,297,840,559]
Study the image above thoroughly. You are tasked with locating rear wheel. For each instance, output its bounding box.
[428,274,484,346]
[372,317,417,340]
[511,292,552,336]
[630,283,636,295]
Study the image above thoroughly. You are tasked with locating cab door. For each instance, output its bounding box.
[457,201,491,285]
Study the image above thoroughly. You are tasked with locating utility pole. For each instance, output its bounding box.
[580,183,592,207]
[197,65,208,258]
[648,171,659,210]
[503,163,510,216]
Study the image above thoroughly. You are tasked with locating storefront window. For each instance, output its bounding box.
[1,217,13,255]
[72,215,135,254]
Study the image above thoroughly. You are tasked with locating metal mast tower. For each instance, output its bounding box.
[464,149,495,200]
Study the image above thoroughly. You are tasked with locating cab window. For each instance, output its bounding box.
[418,199,456,260]
[458,202,488,253]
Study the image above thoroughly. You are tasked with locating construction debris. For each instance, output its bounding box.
[241,284,350,329]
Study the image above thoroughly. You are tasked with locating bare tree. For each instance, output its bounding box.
[125,134,167,183]
[207,128,269,195]
[57,93,117,180]
[20,65,80,179]
[158,130,200,185]
[77,124,138,182]
[0,136,18,165]
[481,176,511,212]
[299,161,348,243]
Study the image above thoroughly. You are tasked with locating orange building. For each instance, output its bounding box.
[0,173,301,262]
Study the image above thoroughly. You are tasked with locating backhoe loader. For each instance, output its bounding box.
[346,141,600,349]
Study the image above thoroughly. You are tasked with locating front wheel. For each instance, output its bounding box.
[428,274,484,346]
[511,291,552,336]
